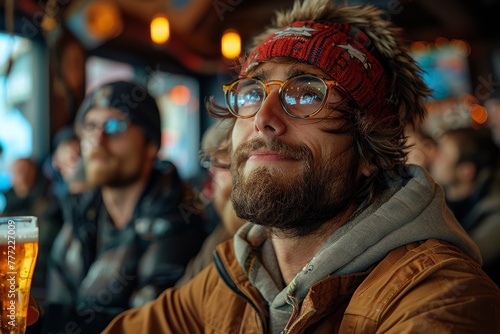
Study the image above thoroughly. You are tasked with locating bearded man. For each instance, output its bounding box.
[102,1,499,333]
[41,81,207,334]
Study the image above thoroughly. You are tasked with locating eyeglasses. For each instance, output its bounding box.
[210,157,230,170]
[223,74,345,119]
[81,117,129,138]
[201,156,231,170]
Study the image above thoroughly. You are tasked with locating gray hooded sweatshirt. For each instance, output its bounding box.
[233,165,481,334]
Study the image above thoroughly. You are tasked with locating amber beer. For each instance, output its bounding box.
[0,216,39,334]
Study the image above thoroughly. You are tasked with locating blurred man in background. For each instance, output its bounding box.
[49,127,90,197]
[485,97,500,147]
[175,121,244,286]
[431,127,500,284]
[42,80,207,334]
[405,123,437,171]
[1,157,63,315]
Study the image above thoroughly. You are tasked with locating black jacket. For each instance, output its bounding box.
[41,161,207,333]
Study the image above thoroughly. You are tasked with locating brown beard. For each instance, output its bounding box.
[231,137,359,237]
[85,148,140,187]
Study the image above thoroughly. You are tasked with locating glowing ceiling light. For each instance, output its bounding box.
[85,1,123,40]
[151,15,170,44]
[221,29,241,59]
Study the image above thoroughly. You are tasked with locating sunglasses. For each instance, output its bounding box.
[81,117,129,138]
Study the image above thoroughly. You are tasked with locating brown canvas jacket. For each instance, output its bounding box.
[104,238,500,333]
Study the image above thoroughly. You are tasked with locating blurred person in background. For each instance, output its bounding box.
[1,158,46,215]
[50,130,92,226]
[405,123,437,171]
[1,157,63,313]
[42,80,207,334]
[430,127,500,284]
[175,121,245,286]
[485,97,500,147]
[49,126,91,197]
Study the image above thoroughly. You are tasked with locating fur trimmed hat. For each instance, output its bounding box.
[243,0,431,126]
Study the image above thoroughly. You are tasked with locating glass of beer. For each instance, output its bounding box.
[0,216,39,334]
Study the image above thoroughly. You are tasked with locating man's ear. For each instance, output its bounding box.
[146,142,159,159]
[456,161,476,182]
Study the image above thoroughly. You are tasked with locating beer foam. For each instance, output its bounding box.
[0,233,38,245]
[0,219,38,245]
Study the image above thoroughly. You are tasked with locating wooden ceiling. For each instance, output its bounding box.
[4,0,500,74]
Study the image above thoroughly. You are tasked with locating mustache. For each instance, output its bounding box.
[86,148,111,161]
[232,138,312,167]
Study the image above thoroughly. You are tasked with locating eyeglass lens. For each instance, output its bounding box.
[201,155,231,170]
[226,75,329,118]
[210,156,230,169]
[82,117,128,137]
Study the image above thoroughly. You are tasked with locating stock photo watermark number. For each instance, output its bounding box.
[5,219,18,327]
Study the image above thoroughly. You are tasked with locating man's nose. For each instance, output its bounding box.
[82,129,106,147]
[253,89,287,137]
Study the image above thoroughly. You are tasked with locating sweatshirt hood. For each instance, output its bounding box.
[233,165,481,333]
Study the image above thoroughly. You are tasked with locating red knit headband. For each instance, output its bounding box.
[242,21,392,118]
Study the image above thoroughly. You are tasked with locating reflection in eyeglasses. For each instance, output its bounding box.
[81,117,129,138]
[223,74,347,119]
